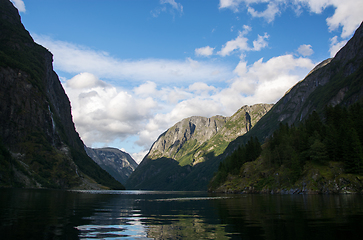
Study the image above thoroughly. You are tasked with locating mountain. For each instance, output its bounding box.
[210,21,363,193]
[0,0,124,189]
[126,104,273,190]
[85,147,138,185]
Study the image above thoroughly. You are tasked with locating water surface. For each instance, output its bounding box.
[1,189,363,239]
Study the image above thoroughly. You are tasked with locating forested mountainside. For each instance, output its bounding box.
[210,21,363,193]
[126,104,273,190]
[85,147,138,185]
[0,0,124,189]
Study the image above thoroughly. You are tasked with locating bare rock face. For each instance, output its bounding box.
[148,115,228,160]
[85,147,138,185]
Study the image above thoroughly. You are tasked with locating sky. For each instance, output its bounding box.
[11,0,363,163]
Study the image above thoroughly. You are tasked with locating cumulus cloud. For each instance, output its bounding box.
[297,0,363,38]
[34,35,232,85]
[297,44,314,56]
[66,72,110,89]
[219,0,283,22]
[247,1,280,23]
[228,54,315,104]
[252,33,269,51]
[10,0,25,12]
[195,46,215,57]
[63,73,158,149]
[220,0,363,39]
[219,0,245,12]
[218,25,268,56]
[218,25,251,56]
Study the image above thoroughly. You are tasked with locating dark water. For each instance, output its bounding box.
[1,189,363,239]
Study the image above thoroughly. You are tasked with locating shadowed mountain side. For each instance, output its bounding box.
[126,157,192,190]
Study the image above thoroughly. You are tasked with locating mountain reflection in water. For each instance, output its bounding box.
[1,189,363,239]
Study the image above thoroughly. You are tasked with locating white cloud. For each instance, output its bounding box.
[188,82,216,94]
[218,30,249,56]
[195,46,215,57]
[34,35,232,85]
[63,73,158,149]
[134,81,158,97]
[252,33,269,51]
[297,0,363,38]
[219,0,244,12]
[219,0,283,22]
[220,0,363,39]
[10,0,26,12]
[218,26,268,56]
[66,72,109,89]
[329,36,347,57]
[247,1,281,23]
[297,44,314,56]
[161,0,183,13]
[227,54,315,103]
[152,0,183,17]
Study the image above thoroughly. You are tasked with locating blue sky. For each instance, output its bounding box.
[11,0,363,163]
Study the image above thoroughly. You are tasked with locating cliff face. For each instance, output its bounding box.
[126,103,273,190]
[85,147,138,185]
[0,0,123,189]
[147,115,228,165]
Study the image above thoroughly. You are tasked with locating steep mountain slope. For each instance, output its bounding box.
[85,147,138,185]
[0,0,124,189]
[126,104,273,190]
[210,21,363,193]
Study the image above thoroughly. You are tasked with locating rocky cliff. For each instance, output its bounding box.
[126,103,273,190]
[85,147,138,185]
[0,0,124,189]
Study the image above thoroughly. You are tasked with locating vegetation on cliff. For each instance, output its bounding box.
[209,104,363,193]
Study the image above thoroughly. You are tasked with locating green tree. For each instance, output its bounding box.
[309,139,329,164]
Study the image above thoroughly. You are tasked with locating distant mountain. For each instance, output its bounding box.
[0,0,124,189]
[126,104,273,190]
[85,147,138,185]
[210,21,363,193]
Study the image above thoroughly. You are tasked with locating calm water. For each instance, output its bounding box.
[1,189,363,239]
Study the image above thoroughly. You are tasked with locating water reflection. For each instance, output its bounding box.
[1,189,363,239]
